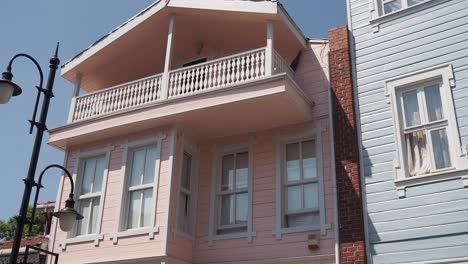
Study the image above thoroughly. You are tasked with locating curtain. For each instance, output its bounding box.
[406,131,430,176]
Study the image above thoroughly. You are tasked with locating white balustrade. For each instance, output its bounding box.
[70,48,295,123]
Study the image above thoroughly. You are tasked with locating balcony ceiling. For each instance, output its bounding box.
[61,0,306,92]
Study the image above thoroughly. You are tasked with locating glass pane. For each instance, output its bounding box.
[235,192,248,224]
[425,84,444,122]
[81,159,96,195]
[286,212,320,228]
[181,152,192,190]
[221,194,235,225]
[127,191,141,229]
[76,199,91,236]
[431,129,452,170]
[142,189,153,227]
[221,154,235,191]
[405,131,430,176]
[130,149,146,187]
[408,0,425,5]
[178,193,190,233]
[89,197,101,234]
[402,90,421,127]
[383,0,402,14]
[236,152,249,189]
[302,140,317,179]
[286,143,300,182]
[304,184,319,209]
[287,186,302,211]
[92,156,106,193]
[143,146,157,184]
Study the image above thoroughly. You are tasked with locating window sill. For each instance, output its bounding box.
[59,234,104,249]
[395,168,468,198]
[209,231,257,245]
[111,226,159,244]
[274,224,331,239]
[369,0,447,33]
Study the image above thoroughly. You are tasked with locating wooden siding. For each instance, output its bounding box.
[348,0,468,263]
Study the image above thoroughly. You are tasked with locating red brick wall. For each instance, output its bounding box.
[328,25,367,264]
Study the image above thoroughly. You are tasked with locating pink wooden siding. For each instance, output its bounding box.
[51,128,174,264]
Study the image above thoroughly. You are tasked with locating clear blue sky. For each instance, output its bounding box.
[0,0,346,220]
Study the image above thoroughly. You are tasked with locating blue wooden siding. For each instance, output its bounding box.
[348,0,468,262]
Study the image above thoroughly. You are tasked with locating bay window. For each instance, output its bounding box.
[378,0,427,15]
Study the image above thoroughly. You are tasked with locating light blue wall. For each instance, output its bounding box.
[347,0,468,263]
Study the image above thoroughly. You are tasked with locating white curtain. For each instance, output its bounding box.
[406,131,430,176]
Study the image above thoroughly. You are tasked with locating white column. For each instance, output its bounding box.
[161,14,176,100]
[67,73,82,123]
[265,21,274,76]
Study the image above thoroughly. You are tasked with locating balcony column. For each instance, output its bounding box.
[67,73,81,123]
[161,14,176,100]
[265,21,274,76]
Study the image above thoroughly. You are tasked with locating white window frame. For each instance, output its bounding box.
[208,141,256,245]
[59,145,112,249]
[175,139,198,239]
[111,133,165,244]
[385,64,468,197]
[274,129,330,239]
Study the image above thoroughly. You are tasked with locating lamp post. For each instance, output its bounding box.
[0,44,83,264]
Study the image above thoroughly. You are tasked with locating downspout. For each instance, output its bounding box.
[327,51,340,264]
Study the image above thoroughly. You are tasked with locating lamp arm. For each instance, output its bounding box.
[28,164,75,236]
[5,53,46,134]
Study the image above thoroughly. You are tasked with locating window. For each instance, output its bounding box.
[75,156,107,236]
[217,151,249,235]
[399,81,452,177]
[377,0,426,15]
[125,145,158,230]
[283,140,319,228]
[385,64,468,194]
[177,151,194,235]
[275,131,329,239]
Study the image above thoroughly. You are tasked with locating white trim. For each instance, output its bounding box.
[161,14,176,100]
[60,145,113,248]
[265,21,274,77]
[384,64,467,197]
[167,0,277,14]
[208,140,256,245]
[274,128,330,239]
[111,133,165,244]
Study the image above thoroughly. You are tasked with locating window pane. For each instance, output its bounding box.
[130,149,146,187]
[302,140,317,179]
[178,193,190,233]
[286,212,320,228]
[286,143,300,182]
[221,154,235,191]
[89,197,100,234]
[402,90,421,127]
[181,152,192,190]
[304,184,319,209]
[383,0,402,14]
[81,159,96,195]
[92,157,106,193]
[408,0,425,5]
[76,199,91,236]
[127,191,141,229]
[221,194,235,225]
[236,152,249,189]
[405,131,430,176]
[236,192,248,224]
[425,84,444,122]
[431,129,452,169]
[143,146,157,185]
[287,186,302,211]
[142,189,153,227]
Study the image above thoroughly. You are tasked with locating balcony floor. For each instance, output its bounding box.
[48,74,312,149]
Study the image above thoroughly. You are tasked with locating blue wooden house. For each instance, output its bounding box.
[346,0,468,263]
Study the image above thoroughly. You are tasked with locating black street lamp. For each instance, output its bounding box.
[0,44,83,264]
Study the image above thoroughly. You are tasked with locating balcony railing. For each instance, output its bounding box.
[69,47,294,123]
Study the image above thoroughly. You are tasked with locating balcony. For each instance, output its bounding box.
[69,47,296,123]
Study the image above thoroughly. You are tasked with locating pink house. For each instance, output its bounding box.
[47,1,366,263]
